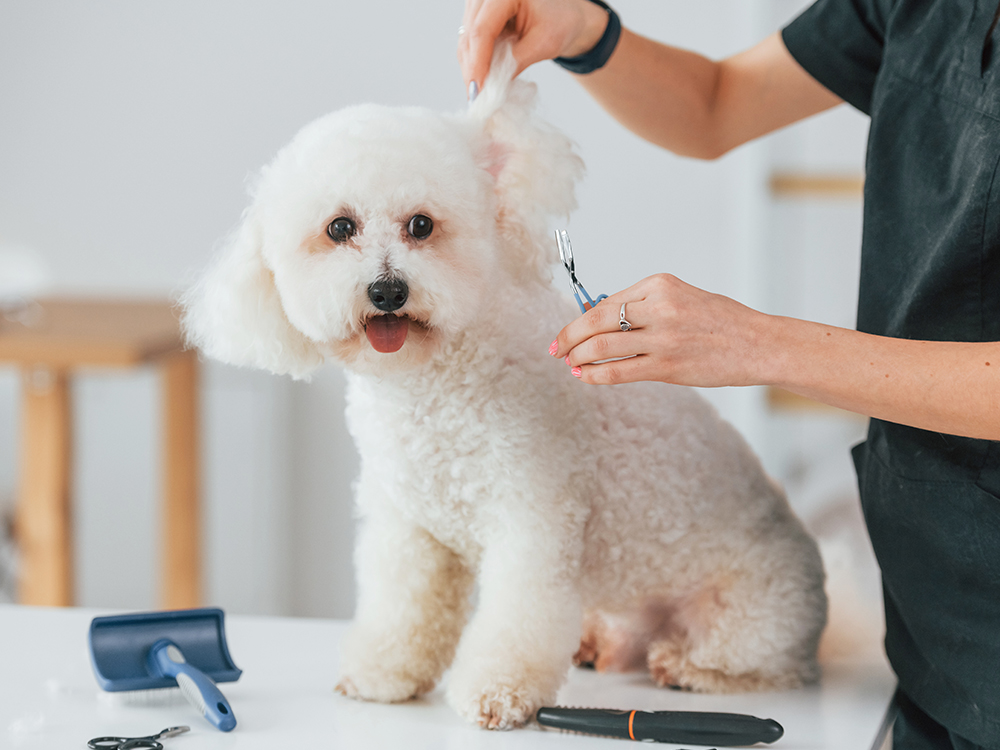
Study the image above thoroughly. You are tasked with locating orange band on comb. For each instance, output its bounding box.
[628,710,636,740]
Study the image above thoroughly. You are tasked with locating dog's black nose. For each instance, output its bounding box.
[368,277,409,312]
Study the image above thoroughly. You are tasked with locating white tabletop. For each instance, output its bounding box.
[1,604,896,749]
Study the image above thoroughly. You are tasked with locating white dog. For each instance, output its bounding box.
[182,47,827,730]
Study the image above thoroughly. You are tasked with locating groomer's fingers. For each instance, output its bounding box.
[458,0,488,78]
[553,273,768,388]
[564,324,651,368]
[460,0,605,91]
[552,280,650,359]
[561,296,650,363]
[572,354,654,386]
[461,0,486,32]
[461,0,522,90]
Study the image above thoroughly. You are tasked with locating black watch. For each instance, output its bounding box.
[553,0,622,74]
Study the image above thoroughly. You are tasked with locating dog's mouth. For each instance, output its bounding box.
[364,314,413,353]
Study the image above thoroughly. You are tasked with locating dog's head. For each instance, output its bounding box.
[181,45,583,379]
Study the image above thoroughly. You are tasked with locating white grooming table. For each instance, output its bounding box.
[0,604,896,749]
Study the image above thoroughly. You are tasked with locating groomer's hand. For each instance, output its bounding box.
[550,273,771,388]
[459,0,609,92]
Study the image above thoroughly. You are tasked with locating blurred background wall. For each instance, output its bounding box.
[0,0,872,618]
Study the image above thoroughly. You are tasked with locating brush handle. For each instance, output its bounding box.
[148,640,237,731]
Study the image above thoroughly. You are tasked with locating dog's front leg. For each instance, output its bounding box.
[446,529,582,730]
[336,513,474,703]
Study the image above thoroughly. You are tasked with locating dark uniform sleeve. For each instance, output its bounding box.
[781,0,896,114]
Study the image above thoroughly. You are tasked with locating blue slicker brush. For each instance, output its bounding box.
[89,608,242,732]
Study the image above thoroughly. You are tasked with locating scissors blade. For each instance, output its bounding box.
[555,229,577,281]
[155,727,190,740]
[555,229,586,310]
[554,229,604,312]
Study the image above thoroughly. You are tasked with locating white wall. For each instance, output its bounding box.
[0,1,870,616]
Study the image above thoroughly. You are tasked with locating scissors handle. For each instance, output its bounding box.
[88,726,189,750]
[88,739,162,750]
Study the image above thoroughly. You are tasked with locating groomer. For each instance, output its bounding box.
[459,1,1000,748]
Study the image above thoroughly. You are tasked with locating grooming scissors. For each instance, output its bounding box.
[88,726,190,750]
[555,230,608,313]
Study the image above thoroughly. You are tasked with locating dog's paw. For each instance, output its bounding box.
[646,639,800,693]
[647,639,687,689]
[572,633,598,668]
[447,663,559,731]
[450,681,539,730]
[335,666,436,704]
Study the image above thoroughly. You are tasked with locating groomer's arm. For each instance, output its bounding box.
[551,275,1000,442]
[578,30,840,158]
[459,0,842,158]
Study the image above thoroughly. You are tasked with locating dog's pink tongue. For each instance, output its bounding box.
[366,315,409,353]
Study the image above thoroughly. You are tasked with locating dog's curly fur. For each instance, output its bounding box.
[182,45,827,730]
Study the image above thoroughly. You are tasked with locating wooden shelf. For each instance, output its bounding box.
[766,386,865,419]
[769,173,864,199]
[0,297,182,368]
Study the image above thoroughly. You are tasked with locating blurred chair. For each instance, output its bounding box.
[0,298,201,608]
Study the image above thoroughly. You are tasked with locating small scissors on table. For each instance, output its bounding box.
[555,229,608,313]
[88,726,190,750]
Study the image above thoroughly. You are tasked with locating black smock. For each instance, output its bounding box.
[782,1,1000,747]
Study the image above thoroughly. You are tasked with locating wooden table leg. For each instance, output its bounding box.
[16,367,74,606]
[161,349,202,609]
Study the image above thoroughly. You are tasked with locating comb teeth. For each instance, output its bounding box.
[535,718,716,750]
[536,725,622,740]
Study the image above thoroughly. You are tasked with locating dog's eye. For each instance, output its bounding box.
[327,217,356,243]
[407,214,433,240]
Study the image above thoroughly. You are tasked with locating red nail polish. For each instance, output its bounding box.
[549,340,559,356]
[571,367,582,378]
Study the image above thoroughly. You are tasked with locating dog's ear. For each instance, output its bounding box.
[467,41,585,281]
[180,207,325,380]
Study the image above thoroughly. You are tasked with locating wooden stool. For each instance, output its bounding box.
[0,298,201,608]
